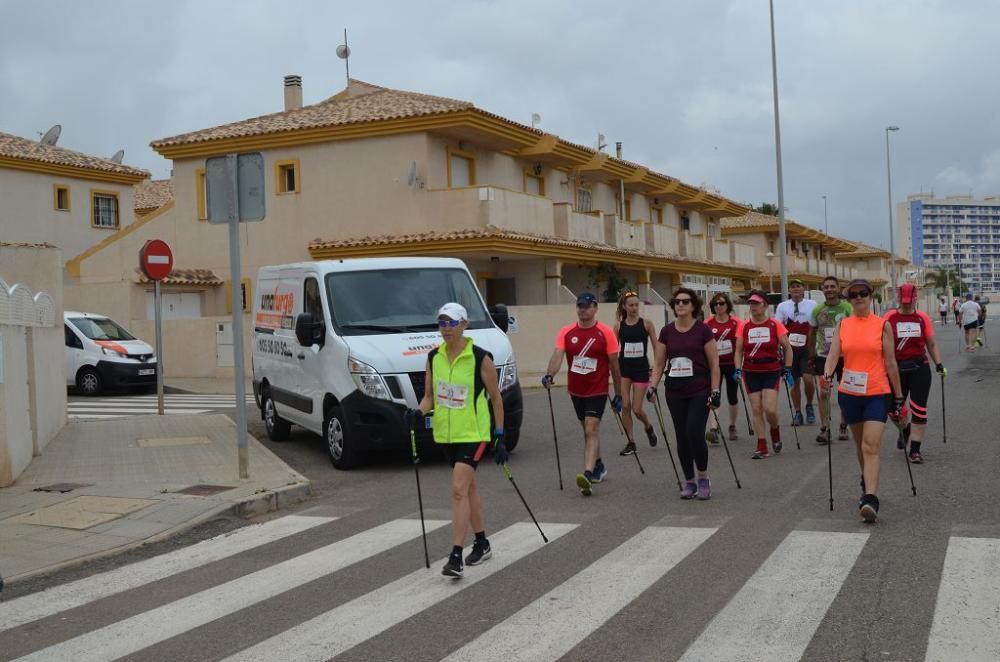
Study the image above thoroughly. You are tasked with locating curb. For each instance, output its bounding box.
[2,479,312,587]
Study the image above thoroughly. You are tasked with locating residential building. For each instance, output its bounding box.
[0,131,148,262]
[904,193,1000,295]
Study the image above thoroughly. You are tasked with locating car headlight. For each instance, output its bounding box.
[349,357,392,401]
[101,347,128,358]
[498,360,518,391]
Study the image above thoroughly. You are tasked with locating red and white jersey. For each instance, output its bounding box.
[740,317,788,372]
[775,298,816,350]
[705,315,743,366]
[555,322,620,397]
[883,309,934,363]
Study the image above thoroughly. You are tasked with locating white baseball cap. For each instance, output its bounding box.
[437,302,468,321]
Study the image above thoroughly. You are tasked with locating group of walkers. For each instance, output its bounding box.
[404,273,959,577]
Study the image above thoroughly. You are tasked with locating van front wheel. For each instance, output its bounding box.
[76,368,102,396]
[262,390,291,441]
[325,406,359,469]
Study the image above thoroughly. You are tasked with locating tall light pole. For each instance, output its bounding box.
[769,0,788,300]
[885,125,900,305]
[766,251,776,292]
[822,195,828,234]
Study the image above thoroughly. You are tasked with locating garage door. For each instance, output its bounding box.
[145,292,202,320]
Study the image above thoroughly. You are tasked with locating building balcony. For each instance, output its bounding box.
[645,222,680,255]
[553,202,605,243]
[427,186,558,237]
[680,232,706,260]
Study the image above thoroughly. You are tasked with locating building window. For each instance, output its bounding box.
[447,148,475,188]
[196,167,207,220]
[624,199,632,221]
[275,159,300,194]
[652,207,663,224]
[708,222,718,238]
[524,171,545,196]
[575,187,593,213]
[681,212,691,231]
[90,191,119,228]
[53,185,70,212]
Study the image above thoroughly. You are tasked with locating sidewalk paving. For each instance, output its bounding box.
[0,413,310,584]
[165,377,253,395]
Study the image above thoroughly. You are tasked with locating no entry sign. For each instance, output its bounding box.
[139,239,173,281]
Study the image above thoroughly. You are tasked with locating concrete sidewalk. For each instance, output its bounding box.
[0,414,310,584]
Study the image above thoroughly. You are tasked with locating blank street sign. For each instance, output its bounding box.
[206,153,266,223]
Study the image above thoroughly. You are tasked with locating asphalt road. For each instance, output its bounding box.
[3,321,998,661]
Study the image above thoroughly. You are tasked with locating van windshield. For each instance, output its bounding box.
[69,317,135,341]
[326,268,493,335]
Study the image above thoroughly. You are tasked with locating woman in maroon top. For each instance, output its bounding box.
[647,288,721,500]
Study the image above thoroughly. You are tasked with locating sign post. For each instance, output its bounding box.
[206,152,265,480]
[139,239,173,415]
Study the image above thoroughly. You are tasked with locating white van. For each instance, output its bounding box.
[252,257,523,469]
[64,311,157,395]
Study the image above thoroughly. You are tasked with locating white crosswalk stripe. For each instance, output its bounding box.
[67,394,257,419]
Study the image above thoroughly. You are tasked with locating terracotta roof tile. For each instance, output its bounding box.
[134,179,174,211]
[835,242,890,257]
[0,241,57,248]
[135,268,222,286]
[0,131,149,178]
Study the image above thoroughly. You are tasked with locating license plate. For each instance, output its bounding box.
[138,369,155,376]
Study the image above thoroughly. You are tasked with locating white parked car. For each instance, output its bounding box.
[64,311,158,396]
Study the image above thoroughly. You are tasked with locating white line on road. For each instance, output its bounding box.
[441,526,717,662]
[925,536,1000,661]
[221,522,579,662]
[0,515,335,632]
[13,518,449,662]
[68,408,213,415]
[677,530,869,662]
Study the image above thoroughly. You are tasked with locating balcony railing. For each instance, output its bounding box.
[645,223,680,255]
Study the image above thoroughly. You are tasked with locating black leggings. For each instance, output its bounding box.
[666,395,710,480]
[900,362,932,424]
[721,364,739,405]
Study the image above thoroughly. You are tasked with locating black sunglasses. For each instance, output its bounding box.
[671,297,693,306]
[847,290,871,300]
[712,300,727,306]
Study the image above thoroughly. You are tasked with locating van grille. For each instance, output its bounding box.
[131,353,153,362]
[408,372,426,399]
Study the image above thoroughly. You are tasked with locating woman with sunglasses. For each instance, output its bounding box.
[647,288,721,500]
[614,290,658,456]
[820,279,904,523]
[705,293,743,443]
[734,290,795,459]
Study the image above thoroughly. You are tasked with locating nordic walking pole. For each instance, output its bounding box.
[409,429,430,569]
[891,416,917,496]
[500,463,548,543]
[783,379,802,450]
[738,379,755,436]
[545,388,564,490]
[940,372,948,444]
[824,383,833,511]
[609,395,645,475]
[711,408,742,489]
[651,394,682,490]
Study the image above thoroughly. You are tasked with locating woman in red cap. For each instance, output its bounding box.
[883,282,945,463]
[734,289,795,459]
[821,279,904,523]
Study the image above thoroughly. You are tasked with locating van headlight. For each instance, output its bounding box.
[349,357,392,401]
[101,347,128,358]
[498,360,518,391]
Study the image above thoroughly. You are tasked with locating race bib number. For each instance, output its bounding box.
[841,369,869,395]
[623,342,644,358]
[748,327,771,343]
[570,355,597,375]
[789,333,807,348]
[824,327,835,343]
[667,357,694,378]
[435,381,469,409]
[896,322,921,338]
[716,339,733,356]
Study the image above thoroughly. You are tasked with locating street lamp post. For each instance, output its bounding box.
[769,0,788,300]
[766,251,776,292]
[885,125,900,305]
[822,194,828,235]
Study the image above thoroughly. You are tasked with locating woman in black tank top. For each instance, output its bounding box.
[614,291,658,455]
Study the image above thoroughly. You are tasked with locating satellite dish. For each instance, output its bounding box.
[39,124,61,146]
[109,149,125,164]
[407,161,417,187]
[336,44,351,59]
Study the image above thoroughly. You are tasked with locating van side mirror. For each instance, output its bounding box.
[490,304,509,333]
[295,313,325,347]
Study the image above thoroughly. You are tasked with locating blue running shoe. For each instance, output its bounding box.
[805,404,816,424]
[593,459,608,483]
[792,411,804,426]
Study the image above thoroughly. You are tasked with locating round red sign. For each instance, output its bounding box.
[139,239,173,281]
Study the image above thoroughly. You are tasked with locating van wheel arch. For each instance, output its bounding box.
[260,383,291,441]
[324,396,359,470]
[76,366,102,396]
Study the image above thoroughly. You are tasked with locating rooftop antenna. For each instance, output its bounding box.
[596,132,607,152]
[39,124,61,146]
[336,29,351,85]
[109,149,124,164]
[531,113,541,129]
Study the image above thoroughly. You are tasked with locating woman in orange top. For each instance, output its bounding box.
[820,279,903,524]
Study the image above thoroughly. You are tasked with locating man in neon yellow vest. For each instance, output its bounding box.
[408,303,505,578]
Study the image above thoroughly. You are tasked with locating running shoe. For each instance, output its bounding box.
[805,404,816,425]
[838,423,849,441]
[752,441,769,459]
[773,440,783,454]
[576,471,593,496]
[976,335,984,347]
[645,424,658,447]
[465,540,492,566]
[729,424,738,441]
[816,427,831,445]
[680,481,698,499]
[909,450,923,464]
[593,459,608,482]
[705,428,721,445]
[696,478,712,500]
[442,554,464,578]
[792,411,804,426]
[619,441,637,456]
[859,494,880,523]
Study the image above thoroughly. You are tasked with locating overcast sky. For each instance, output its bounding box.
[3,0,999,250]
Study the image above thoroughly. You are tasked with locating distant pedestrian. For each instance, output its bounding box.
[959,293,981,351]
[613,290,658,456]
[704,292,743,442]
[542,292,624,497]
[953,298,961,326]
[938,298,948,325]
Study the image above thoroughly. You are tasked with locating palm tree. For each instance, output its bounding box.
[924,267,966,298]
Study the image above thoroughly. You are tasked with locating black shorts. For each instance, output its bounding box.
[811,356,844,381]
[721,364,739,405]
[964,321,979,331]
[790,348,811,379]
[571,395,607,421]
[442,442,488,469]
[744,371,780,394]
